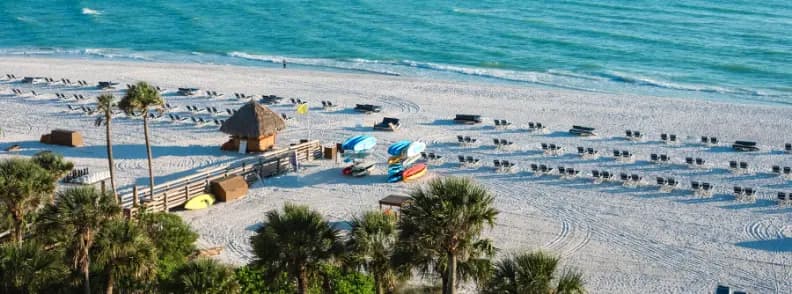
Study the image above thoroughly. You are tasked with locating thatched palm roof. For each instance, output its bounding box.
[220,101,286,138]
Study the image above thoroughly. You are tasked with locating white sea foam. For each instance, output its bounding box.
[81,8,102,15]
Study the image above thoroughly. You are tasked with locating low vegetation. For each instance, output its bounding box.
[0,153,586,293]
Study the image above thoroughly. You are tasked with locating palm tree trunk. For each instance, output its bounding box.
[83,260,91,294]
[375,277,384,294]
[105,267,114,294]
[11,210,23,243]
[297,268,308,294]
[142,115,159,211]
[445,252,457,294]
[105,113,118,202]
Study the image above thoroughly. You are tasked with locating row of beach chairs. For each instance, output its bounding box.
[576,146,599,159]
[233,93,253,99]
[493,119,512,128]
[656,176,680,192]
[685,157,707,168]
[290,98,307,105]
[613,150,635,162]
[457,135,478,146]
[732,186,757,202]
[320,100,338,109]
[770,165,792,178]
[660,133,678,144]
[540,143,564,156]
[728,161,751,174]
[649,153,671,164]
[457,155,481,167]
[493,159,517,173]
[206,90,224,97]
[625,129,644,141]
[493,138,514,149]
[690,181,716,197]
[776,192,792,205]
[420,152,443,162]
[526,122,547,132]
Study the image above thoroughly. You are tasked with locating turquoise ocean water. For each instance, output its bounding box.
[1,1,790,104]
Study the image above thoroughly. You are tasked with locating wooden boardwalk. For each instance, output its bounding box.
[120,140,323,216]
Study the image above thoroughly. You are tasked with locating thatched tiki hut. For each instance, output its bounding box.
[220,101,286,153]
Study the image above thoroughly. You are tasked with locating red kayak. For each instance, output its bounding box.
[402,163,427,179]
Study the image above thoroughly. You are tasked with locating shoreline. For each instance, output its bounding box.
[1,51,789,108]
[1,56,790,293]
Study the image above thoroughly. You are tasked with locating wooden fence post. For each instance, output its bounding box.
[163,190,169,213]
[132,186,139,208]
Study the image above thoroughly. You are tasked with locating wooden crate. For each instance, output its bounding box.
[210,175,248,202]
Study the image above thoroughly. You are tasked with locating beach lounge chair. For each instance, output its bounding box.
[569,125,596,137]
[577,146,585,154]
[530,164,539,172]
[465,156,479,166]
[494,138,501,147]
[541,143,549,151]
[785,143,792,153]
[374,117,401,131]
[650,153,659,163]
[784,167,792,176]
[739,161,748,170]
[772,165,781,174]
[457,135,465,144]
[354,104,382,114]
[620,173,629,182]
[453,114,482,124]
[715,285,730,294]
[458,155,466,165]
[601,171,613,181]
[695,158,705,166]
[732,140,759,152]
[494,120,500,127]
[659,154,669,162]
[281,113,292,121]
[743,188,756,202]
[777,192,788,205]
[656,177,667,186]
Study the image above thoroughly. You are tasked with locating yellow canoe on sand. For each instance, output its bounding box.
[184,193,216,210]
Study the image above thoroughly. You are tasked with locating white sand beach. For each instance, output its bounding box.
[0,57,790,293]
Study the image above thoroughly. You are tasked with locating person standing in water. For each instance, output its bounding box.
[282,59,286,68]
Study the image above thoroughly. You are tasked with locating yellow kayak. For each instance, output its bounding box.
[387,155,403,165]
[184,193,216,210]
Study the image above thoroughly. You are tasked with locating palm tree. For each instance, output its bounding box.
[31,151,74,182]
[118,82,165,209]
[250,203,343,294]
[396,177,499,294]
[0,241,68,293]
[96,94,118,201]
[93,219,158,294]
[0,158,56,243]
[36,187,121,294]
[346,211,407,294]
[162,259,240,294]
[483,251,585,294]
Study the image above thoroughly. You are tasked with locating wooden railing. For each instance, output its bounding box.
[121,140,323,216]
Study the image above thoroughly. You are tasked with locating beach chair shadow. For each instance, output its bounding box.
[717,199,776,210]
[735,237,792,252]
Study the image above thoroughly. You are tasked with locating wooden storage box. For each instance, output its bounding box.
[48,129,83,147]
[210,175,248,202]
